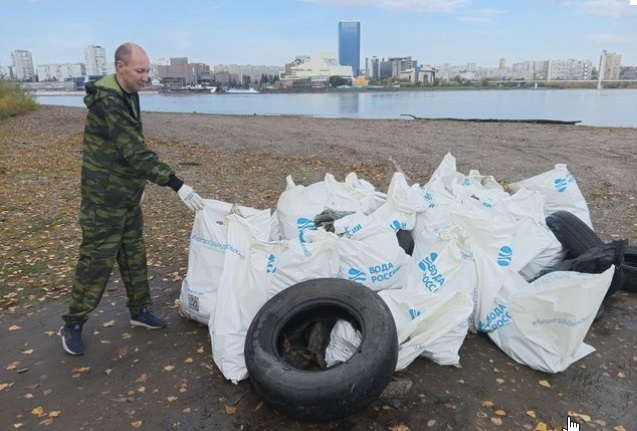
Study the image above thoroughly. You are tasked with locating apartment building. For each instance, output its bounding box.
[37,63,85,81]
[84,45,108,76]
[547,59,592,80]
[11,49,35,81]
[599,51,621,80]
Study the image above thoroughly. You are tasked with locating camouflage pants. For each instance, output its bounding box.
[63,201,151,324]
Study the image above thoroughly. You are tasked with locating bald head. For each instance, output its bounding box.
[115,42,150,93]
[114,42,147,65]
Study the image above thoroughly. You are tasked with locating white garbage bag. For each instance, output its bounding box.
[487,268,613,373]
[178,199,271,325]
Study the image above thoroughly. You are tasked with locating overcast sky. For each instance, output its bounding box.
[1,0,636,69]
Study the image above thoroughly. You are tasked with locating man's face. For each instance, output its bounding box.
[116,47,150,93]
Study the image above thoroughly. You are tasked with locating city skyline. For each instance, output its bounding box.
[1,0,636,69]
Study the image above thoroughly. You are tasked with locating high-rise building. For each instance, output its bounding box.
[599,51,621,81]
[84,45,108,76]
[11,49,35,81]
[338,20,360,77]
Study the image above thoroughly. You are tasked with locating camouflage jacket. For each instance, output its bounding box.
[81,74,175,207]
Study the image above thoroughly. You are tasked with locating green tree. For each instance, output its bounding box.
[328,76,351,87]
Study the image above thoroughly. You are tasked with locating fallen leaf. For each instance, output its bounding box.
[389,425,410,431]
[39,418,54,426]
[103,320,115,327]
[105,369,112,376]
[617,371,625,378]
[196,346,205,354]
[490,417,503,426]
[0,383,14,391]
[13,423,23,429]
[137,386,145,393]
[135,373,147,383]
[31,406,45,417]
[184,357,193,364]
[21,349,34,355]
[71,367,91,373]
[164,365,175,372]
[495,378,505,384]
[48,411,60,418]
[614,426,627,431]
[9,325,21,331]
[526,410,537,418]
[481,400,494,408]
[44,331,56,336]
[131,421,142,428]
[225,405,237,415]
[119,347,128,358]
[534,422,548,431]
[6,362,19,370]
[538,379,551,388]
[167,396,178,402]
[568,411,591,422]
[495,409,506,416]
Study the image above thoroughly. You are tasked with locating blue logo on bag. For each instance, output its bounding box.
[423,191,436,209]
[408,308,421,320]
[266,254,277,274]
[348,268,367,282]
[497,246,513,267]
[554,171,575,193]
[417,252,445,293]
[390,219,406,232]
[554,178,568,193]
[297,217,315,242]
[463,177,471,186]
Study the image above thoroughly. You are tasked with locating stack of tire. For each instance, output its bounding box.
[546,210,637,295]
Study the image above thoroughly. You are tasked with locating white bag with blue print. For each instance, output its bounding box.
[268,228,340,298]
[507,163,593,228]
[210,214,286,383]
[487,268,613,373]
[275,173,384,241]
[450,203,551,332]
[379,288,474,369]
[406,222,478,326]
[179,199,271,325]
[337,224,409,291]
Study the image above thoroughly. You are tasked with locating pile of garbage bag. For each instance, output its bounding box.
[178,152,623,382]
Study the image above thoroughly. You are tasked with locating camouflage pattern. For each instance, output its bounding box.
[80,74,175,207]
[63,201,150,323]
[63,74,175,323]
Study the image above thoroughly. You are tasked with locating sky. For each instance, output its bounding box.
[1,0,636,70]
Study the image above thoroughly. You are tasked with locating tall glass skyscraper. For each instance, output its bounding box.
[338,20,360,77]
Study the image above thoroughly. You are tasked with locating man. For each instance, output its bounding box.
[59,42,205,356]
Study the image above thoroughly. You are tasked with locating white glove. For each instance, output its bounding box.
[177,184,205,211]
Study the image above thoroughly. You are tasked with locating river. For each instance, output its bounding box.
[36,88,637,128]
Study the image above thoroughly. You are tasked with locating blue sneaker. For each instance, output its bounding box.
[130,307,167,329]
[59,323,85,356]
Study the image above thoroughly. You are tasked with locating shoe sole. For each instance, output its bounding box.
[129,319,167,330]
[58,326,84,356]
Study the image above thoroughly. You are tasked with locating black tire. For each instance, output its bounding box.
[397,229,414,256]
[244,278,398,422]
[621,245,637,293]
[546,210,603,257]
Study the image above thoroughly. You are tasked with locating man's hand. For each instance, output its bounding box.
[177,184,205,211]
